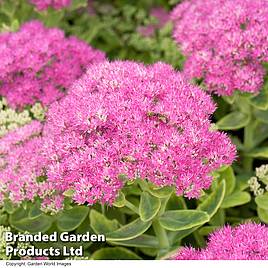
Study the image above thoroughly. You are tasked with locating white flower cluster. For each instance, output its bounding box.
[0,99,46,137]
[17,232,32,251]
[248,165,268,196]
[30,103,46,121]
[0,226,14,260]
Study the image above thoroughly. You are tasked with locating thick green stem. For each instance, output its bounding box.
[243,121,254,172]
[179,196,187,209]
[137,179,149,191]
[193,231,206,248]
[153,196,170,250]
[237,96,254,172]
[101,204,106,215]
[159,196,169,215]
[152,220,169,249]
[125,200,139,214]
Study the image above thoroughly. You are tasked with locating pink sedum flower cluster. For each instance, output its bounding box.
[171,0,268,95]
[0,120,63,210]
[43,61,236,205]
[0,121,47,204]
[30,0,71,10]
[175,223,268,260]
[0,20,105,108]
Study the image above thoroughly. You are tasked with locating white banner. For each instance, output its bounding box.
[1,260,268,268]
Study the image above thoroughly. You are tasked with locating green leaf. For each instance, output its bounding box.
[70,0,88,10]
[198,226,218,236]
[250,89,268,110]
[110,234,159,248]
[10,208,52,233]
[157,248,182,260]
[252,123,268,147]
[159,22,172,37]
[0,214,8,225]
[123,185,142,196]
[159,210,209,231]
[89,209,119,234]
[216,112,250,130]
[139,247,158,257]
[42,10,64,27]
[217,165,229,172]
[1,0,16,17]
[104,207,126,225]
[222,95,236,104]
[10,19,19,31]
[75,217,94,234]
[169,0,181,5]
[198,180,226,218]
[91,247,141,260]
[231,136,244,150]
[166,195,187,210]
[219,167,235,195]
[63,189,75,197]
[113,191,126,208]
[247,147,268,158]
[81,24,102,43]
[255,193,268,210]
[3,199,15,214]
[209,209,225,226]
[139,192,161,222]
[106,218,151,241]
[257,207,268,224]
[168,226,200,245]
[254,109,268,124]
[221,191,251,208]
[56,206,89,231]
[28,203,42,219]
[147,183,174,198]
[235,174,251,191]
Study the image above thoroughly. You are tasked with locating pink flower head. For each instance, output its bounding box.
[30,0,71,10]
[175,223,268,260]
[171,0,268,95]
[0,20,105,108]
[0,121,47,204]
[43,61,236,205]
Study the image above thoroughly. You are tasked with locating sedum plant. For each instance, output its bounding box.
[249,165,268,224]
[0,0,267,261]
[0,225,14,260]
[175,223,268,260]
[0,121,47,205]
[0,60,239,259]
[0,20,105,108]
[171,0,268,96]
[171,0,268,200]
[42,60,235,205]
[0,98,46,137]
[0,98,31,136]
